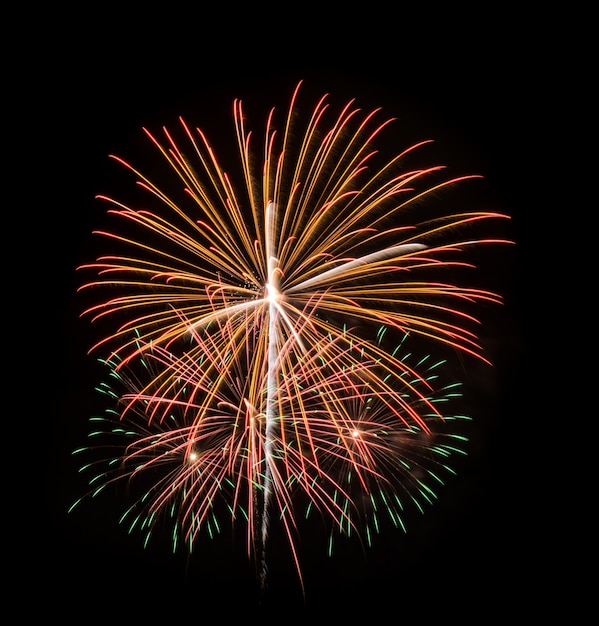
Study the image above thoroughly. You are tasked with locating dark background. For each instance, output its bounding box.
[20,4,570,621]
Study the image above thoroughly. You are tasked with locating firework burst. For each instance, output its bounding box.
[71,81,511,596]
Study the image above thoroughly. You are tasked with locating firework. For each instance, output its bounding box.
[71,81,511,596]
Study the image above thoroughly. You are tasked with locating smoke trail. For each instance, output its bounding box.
[288,243,426,292]
[260,202,279,595]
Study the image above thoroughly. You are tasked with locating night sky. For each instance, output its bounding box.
[29,5,558,621]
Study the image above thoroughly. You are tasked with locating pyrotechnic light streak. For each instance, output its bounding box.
[71,81,512,597]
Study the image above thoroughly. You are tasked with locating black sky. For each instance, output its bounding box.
[25,5,561,621]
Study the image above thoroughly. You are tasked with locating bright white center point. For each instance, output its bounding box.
[266,282,279,303]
